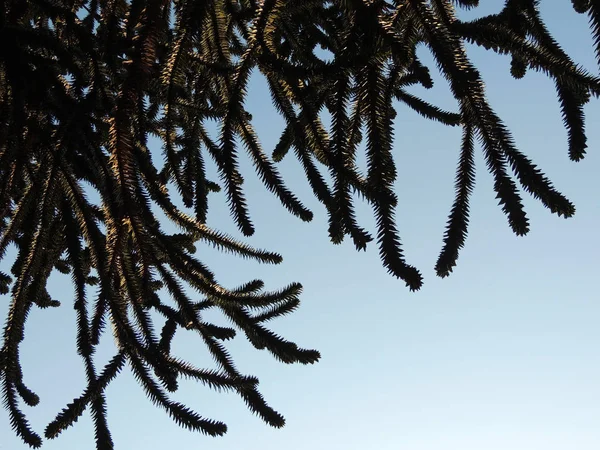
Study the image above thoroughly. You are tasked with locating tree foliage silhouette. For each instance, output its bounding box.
[0,0,598,448]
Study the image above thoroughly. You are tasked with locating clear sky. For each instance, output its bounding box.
[2,2,600,450]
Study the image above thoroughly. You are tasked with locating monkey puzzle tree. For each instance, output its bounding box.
[0,0,598,448]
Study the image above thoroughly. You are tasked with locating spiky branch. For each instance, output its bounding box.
[0,0,598,448]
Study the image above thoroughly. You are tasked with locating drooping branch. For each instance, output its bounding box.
[0,1,598,448]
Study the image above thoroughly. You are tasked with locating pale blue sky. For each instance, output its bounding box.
[2,2,600,449]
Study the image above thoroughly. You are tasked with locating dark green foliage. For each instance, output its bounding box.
[0,0,598,448]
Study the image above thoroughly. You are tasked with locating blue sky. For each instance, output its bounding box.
[2,2,600,449]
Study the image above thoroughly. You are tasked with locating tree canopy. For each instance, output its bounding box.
[0,0,598,448]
